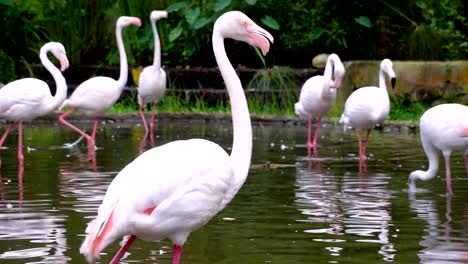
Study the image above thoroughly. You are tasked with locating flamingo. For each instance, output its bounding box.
[59,16,141,149]
[0,42,69,163]
[409,103,468,194]
[79,11,273,264]
[339,59,396,161]
[137,10,167,140]
[295,53,345,150]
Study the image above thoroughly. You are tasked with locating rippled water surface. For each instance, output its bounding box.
[0,118,467,263]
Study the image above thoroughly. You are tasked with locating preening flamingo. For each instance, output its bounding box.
[79,11,273,264]
[137,10,167,139]
[339,59,396,161]
[295,53,345,149]
[0,42,69,163]
[59,16,141,149]
[409,103,468,194]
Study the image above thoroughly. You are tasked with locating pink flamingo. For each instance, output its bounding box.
[137,10,168,142]
[339,59,396,161]
[59,16,141,149]
[409,103,468,194]
[295,53,345,150]
[79,11,273,264]
[0,42,69,163]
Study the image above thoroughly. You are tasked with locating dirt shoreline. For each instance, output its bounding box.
[12,111,419,132]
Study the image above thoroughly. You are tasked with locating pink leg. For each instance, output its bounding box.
[91,117,99,147]
[443,153,452,195]
[139,104,149,133]
[0,122,15,147]
[307,119,313,147]
[109,206,157,264]
[173,245,183,264]
[17,121,24,162]
[362,128,372,159]
[358,129,364,160]
[109,235,137,264]
[312,117,322,146]
[59,109,93,145]
[150,103,156,145]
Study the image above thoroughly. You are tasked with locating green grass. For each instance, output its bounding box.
[109,90,430,121]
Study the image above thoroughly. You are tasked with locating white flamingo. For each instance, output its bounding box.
[339,59,396,161]
[295,53,345,148]
[0,42,69,163]
[59,16,141,149]
[137,10,168,138]
[409,103,468,194]
[79,11,273,264]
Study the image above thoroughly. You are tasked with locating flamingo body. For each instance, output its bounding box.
[80,11,274,264]
[409,103,468,194]
[61,76,122,116]
[340,59,396,161]
[0,42,69,162]
[295,53,345,148]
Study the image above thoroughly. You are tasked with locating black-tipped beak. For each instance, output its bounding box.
[391,77,396,89]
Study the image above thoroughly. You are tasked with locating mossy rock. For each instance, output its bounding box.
[312,54,329,68]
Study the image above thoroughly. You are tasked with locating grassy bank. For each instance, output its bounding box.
[109,92,430,121]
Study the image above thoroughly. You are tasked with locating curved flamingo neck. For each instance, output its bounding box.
[212,32,252,187]
[378,67,389,94]
[39,46,67,111]
[413,145,440,181]
[115,24,129,88]
[151,18,162,71]
[322,56,336,98]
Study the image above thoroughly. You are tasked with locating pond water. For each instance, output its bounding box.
[0,118,467,264]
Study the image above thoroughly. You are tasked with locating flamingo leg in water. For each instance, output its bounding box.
[312,117,322,147]
[0,122,15,147]
[464,153,468,175]
[362,128,372,159]
[149,103,156,145]
[17,121,24,162]
[443,152,453,195]
[139,101,149,133]
[307,119,313,148]
[91,117,99,148]
[358,129,364,160]
[59,109,94,146]
[172,245,183,264]
[109,206,157,264]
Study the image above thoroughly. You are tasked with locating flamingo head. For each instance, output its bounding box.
[45,42,69,72]
[151,10,168,21]
[381,58,397,89]
[327,53,345,88]
[214,11,274,56]
[117,16,142,28]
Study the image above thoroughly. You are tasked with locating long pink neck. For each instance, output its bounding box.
[151,18,162,71]
[115,24,129,88]
[39,45,67,111]
[212,32,252,188]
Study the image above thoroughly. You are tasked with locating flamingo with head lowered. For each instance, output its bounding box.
[295,53,345,150]
[409,103,468,194]
[79,11,273,264]
[137,10,168,141]
[0,42,69,163]
[59,16,141,149]
[339,59,396,162]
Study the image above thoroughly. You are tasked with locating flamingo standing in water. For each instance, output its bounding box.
[409,103,468,194]
[79,11,273,264]
[339,59,396,162]
[295,53,345,150]
[0,42,69,163]
[59,16,141,149]
[137,10,167,141]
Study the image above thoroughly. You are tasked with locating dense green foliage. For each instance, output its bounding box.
[0,0,466,78]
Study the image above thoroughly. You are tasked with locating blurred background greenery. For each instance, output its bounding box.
[0,0,466,83]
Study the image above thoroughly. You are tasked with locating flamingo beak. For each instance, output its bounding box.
[246,24,274,56]
[391,77,396,89]
[60,56,70,72]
